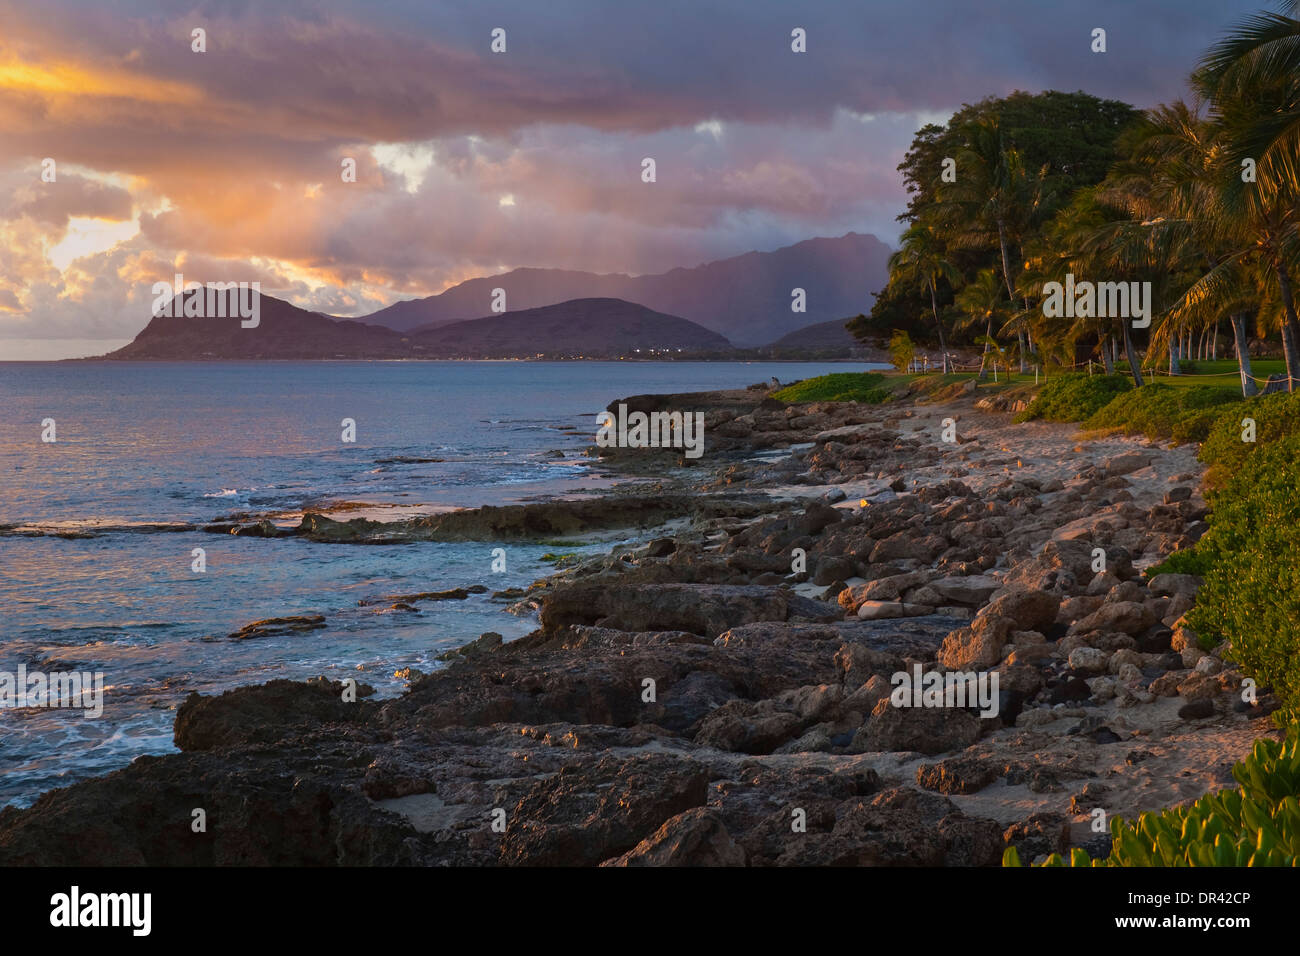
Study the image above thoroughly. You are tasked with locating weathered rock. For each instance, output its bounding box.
[539,582,796,637]
[915,757,999,795]
[228,615,326,640]
[983,587,1061,633]
[928,574,1002,606]
[853,697,984,755]
[174,679,371,751]
[838,571,933,609]
[1068,601,1156,637]
[437,631,503,661]
[1146,573,1201,599]
[1003,813,1070,861]
[1067,647,1109,675]
[1102,452,1153,477]
[938,615,1012,670]
[856,600,933,620]
[1178,699,1215,720]
[600,808,746,866]
[500,754,710,866]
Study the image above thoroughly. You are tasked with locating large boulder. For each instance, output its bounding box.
[601,808,746,866]
[174,679,369,751]
[1068,601,1157,637]
[928,574,1002,606]
[837,571,934,610]
[1102,452,1154,477]
[500,754,711,867]
[938,615,1012,670]
[853,697,984,755]
[983,587,1061,632]
[1146,573,1202,599]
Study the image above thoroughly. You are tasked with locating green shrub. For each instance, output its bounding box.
[1014,373,1131,423]
[888,330,915,373]
[1144,547,1215,579]
[1083,383,1236,440]
[771,372,891,404]
[1004,725,1300,866]
[1200,389,1300,491]
[1186,435,1300,715]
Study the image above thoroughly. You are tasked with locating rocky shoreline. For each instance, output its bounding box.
[0,379,1281,866]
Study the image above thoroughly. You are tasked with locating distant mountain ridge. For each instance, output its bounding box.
[103,291,409,360]
[99,293,731,360]
[415,298,730,357]
[765,318,859,350]
[364,232,892,346]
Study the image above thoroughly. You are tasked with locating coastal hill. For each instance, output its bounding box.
[763,317,859,351]
[98,292,730,360]
[412,298,731,357]
[101,291,411,360]
[364,232,892,346]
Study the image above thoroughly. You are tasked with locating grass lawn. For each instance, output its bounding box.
[1143,358,1283,394]
[770,372,892,403]
[775,358,1281,409]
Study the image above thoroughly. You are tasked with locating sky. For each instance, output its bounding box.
[0,0,1265,358]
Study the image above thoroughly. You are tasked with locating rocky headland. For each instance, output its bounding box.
[0,378,1280,866]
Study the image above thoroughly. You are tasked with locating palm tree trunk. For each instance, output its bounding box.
[977,318,992,380]
[1016,330,1026,374]
[1100,335,1114,374]
[1122,320,1144,387]
[983,221,1016,385]
[929,281,950,374]
[1276,263,1300,391]
[1231,311,1258,397]
[996,222,1015,299]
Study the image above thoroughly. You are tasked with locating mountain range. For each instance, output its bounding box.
[362,232,890,346]
[99,232,891,359]
[103,295,732,360]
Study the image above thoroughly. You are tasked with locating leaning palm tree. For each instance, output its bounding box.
[1196,6,1300,389]
[887,221,960,373]
[1039,181,1155,386]
[1166,256,1263,395]
[1199,1,1300,206]
[1087,98,1282,395]
[953,268,1008,376]
[1195,88,1300,389]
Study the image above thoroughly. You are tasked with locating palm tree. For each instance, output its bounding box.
[937,117,1054,376]
[1038,182,1153,386]
[1197,7,1300,389]
[1200,1,1300,203]
[1195,95,1300,389]
[953,268,1008,376]
[888,221,959,373]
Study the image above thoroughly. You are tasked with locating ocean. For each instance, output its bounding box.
[0,359,873,807]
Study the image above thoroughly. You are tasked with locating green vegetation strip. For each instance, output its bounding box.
[771,372,892,404]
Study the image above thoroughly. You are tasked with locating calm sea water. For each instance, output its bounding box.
[0,360,870,806]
